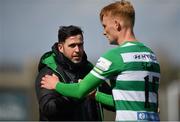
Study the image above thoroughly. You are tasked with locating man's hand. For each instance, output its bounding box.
[41,74,59,90]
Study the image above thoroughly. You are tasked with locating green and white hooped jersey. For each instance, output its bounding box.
[91,41,160,121]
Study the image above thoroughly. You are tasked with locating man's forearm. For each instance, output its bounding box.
[55,73,104,99]
[95,91,115,107]
[56,82,86,99]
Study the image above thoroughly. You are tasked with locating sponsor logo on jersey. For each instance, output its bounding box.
[95,57,112,71]
[121,52,158,63]
[134,53,157,61]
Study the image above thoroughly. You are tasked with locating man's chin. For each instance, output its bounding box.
[72,60,81,64]
[110,40,117,45]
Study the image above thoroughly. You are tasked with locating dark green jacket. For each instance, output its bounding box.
[35,43,112,121]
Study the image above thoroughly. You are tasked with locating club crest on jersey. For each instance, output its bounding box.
[137,112,160,121]
[95,57,112,71]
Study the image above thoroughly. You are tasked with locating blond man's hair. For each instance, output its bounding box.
[100,0,135,27]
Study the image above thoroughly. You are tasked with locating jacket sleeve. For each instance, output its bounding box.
[35,67,79,117]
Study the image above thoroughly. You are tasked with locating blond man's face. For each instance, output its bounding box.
[101,14,118,45]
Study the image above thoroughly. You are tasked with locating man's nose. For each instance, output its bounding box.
[74,45,80,52]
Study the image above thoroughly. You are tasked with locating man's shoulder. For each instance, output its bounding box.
[38,51,57,72]
[101,47,121,61]
[40,51,55,64]
[38,67,53,76]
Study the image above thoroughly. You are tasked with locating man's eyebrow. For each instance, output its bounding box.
[69,36,76,39]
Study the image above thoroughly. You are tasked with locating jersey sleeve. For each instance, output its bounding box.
[95,91,115,107]
[91,49,123,81]
[55,72,104,99]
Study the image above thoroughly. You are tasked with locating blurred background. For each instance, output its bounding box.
[0,0,180,121]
